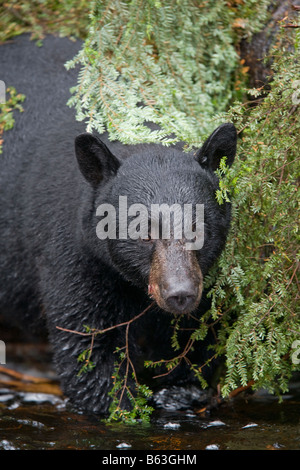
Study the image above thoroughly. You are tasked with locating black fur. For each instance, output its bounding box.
[0,35,237,414]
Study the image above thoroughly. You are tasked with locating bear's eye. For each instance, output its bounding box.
[141,232,152,243]
[139,220,153,244]
[140,227,153,244]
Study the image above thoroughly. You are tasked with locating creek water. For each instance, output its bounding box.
[0,362,299,451]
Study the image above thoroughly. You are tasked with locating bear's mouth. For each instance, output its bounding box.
[148,240,203,315]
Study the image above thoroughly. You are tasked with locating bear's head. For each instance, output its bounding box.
[75,123,237,315]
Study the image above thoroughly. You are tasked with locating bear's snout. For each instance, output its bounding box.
[148,240,203,314]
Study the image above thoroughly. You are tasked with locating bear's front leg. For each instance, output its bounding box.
[49,322,120,414]
[38,263,134,415]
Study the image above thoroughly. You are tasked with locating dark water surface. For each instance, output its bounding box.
[0,375,299,451]
[0,335,299,451]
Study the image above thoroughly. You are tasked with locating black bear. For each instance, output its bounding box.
[0,35,237,415]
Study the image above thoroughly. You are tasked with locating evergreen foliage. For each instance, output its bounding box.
[0,0,89,42]
[206,27,300,397]
[0,87,25,154]
[66,0,271,146]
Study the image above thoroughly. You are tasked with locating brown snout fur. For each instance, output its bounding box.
[148,240,203,314]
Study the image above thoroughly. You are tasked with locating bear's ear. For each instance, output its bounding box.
[75,133,121,187]
[195,123,237,172]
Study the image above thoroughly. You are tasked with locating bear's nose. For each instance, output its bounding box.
[165,285,198,314]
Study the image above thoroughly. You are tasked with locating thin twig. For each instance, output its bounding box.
[56,301,155,337]
[152,336,195,379]
[57,302,155,415]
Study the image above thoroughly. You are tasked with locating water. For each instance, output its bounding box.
[0,333,299,451]
[0,374,299,451]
